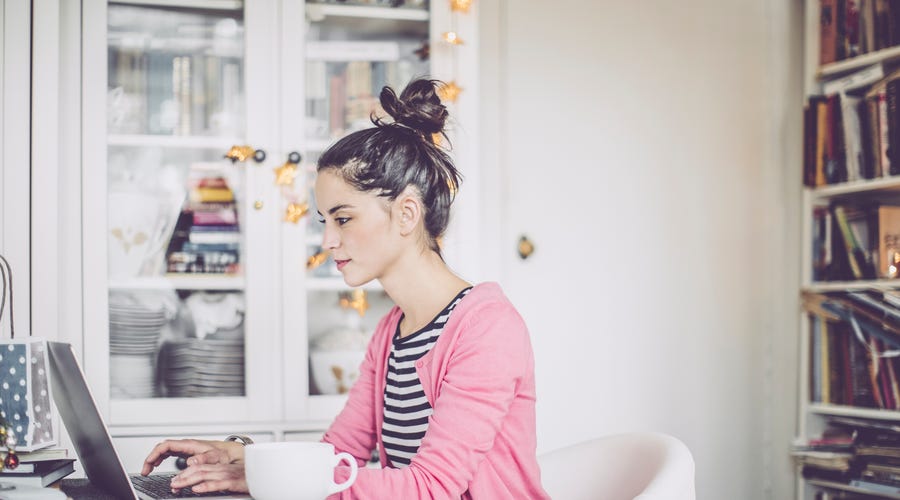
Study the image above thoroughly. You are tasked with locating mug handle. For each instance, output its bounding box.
[328,452,358,495]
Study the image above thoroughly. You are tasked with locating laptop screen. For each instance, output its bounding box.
[46,341,139,499]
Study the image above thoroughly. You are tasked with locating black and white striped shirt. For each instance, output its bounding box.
[382,287,472,468]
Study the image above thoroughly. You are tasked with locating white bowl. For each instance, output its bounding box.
[310,349,365,395]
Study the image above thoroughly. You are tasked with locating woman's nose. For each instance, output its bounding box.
[321,222,339,250]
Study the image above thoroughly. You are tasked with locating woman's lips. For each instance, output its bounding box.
[335,259,350,270]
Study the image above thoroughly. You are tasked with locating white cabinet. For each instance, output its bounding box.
[66,0,477,445]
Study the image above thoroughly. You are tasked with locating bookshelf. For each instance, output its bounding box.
[797,1,900,499]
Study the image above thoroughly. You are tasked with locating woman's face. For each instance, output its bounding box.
[314,170,401,287]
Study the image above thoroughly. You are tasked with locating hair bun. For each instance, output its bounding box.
[379,79,448,135]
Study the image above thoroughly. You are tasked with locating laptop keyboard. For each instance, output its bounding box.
[131,473,232,498]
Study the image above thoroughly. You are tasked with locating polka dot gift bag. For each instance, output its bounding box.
[0,255,55,453]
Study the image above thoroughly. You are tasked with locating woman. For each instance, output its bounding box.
[142,79,548,499]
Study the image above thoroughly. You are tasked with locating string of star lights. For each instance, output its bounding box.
[437,0,473,103]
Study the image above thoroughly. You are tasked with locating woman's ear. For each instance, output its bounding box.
[395,186,423,237]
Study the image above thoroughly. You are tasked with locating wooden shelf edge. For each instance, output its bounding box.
[806,176,900,198]
[818,45,900,79]
[109,275,246,291]
[808,403,900,420]
[808,478,900,499]
[306,3,429,22]
[802,280,900,292]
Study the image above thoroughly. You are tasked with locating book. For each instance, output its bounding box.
[15,448,68,463]
[824,63,884,95]
[832,205,865,279]
[0,458,75,487]
[839,92,863,182]
[844,0,862,59]
[879,205,900,278]
[821,0,840,65]
[813,206,833,280]
[817,97,830,186]
[865,80,891,176]
[849,478,900,494]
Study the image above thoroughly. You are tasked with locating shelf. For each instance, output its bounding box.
[806,176,900,199]
[109,274,245,291]
[808,403,900,421]
[808,478,900,498]
[305,4,429,38]
[803,280,900,292]
[109,0,242,10]
[306,4,429,22]
[108,134,243,150]
[818,45,900,79]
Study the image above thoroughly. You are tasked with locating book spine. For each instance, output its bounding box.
[822,0,840,65]
[889,79,900,175]
[833,205,865,279]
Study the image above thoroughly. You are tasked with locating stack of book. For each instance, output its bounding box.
[797,417,900,496]
[810,201,900,281]
[802,62,900,188]
[818,0,900,66]
[804,290,900,409]
[166,175,240,274]
[0,448,75,488]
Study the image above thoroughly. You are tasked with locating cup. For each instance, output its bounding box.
[244,442,358,500]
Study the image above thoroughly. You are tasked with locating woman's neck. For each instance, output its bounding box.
[379,249,470,338]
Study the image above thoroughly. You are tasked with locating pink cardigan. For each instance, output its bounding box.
[322,282,549,499]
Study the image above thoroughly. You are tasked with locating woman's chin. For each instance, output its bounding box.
[342,274,375,288]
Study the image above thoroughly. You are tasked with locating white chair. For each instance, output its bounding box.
[538,432,696,500]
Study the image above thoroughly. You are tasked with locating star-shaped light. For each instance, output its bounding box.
[224,145,255,163]
[285,201,309,223]
[437,81,462,103]
[450,0,472,13]
[339,290,370,317]
[442,31,464,45]
[274,162,298,186]
[307,250,329,270]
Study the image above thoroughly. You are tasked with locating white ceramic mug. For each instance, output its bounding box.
[244,442,358,500]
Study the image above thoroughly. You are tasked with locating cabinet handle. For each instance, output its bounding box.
[517,235,535,260]
[224,145,266,163]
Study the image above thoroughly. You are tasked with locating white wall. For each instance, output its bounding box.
[479,1,802,498]
[1,0,33,339]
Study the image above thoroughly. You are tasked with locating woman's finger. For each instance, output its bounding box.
[187,448,229,467]
[141,439,214,476]
[170,464,247,493]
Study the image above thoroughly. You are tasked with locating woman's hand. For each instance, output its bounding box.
[170,463,248,494]
[141,439,245,475]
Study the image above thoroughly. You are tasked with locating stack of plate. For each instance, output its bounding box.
[160,338,245,398]
[110,354,155,398]
[108,291,171,399]
[109,293,169,356]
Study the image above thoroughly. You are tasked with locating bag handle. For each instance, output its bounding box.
[0,254,15,338]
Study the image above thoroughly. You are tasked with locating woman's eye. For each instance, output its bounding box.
[316,217,325,224]
[336,217,350,226]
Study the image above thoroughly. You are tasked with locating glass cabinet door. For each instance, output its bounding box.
[83,0,282,425]
[281,1,431,420]
[81,0,444,428]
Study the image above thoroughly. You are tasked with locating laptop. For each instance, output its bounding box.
[46,341,251,499]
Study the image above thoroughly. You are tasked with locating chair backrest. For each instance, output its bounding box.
[537,432,696,500]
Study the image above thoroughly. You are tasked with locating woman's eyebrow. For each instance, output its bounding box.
[327,204,352,215]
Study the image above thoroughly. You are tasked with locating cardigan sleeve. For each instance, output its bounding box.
[331,299,531,499]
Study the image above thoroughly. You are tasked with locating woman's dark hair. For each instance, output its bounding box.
[317,78,462,254]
